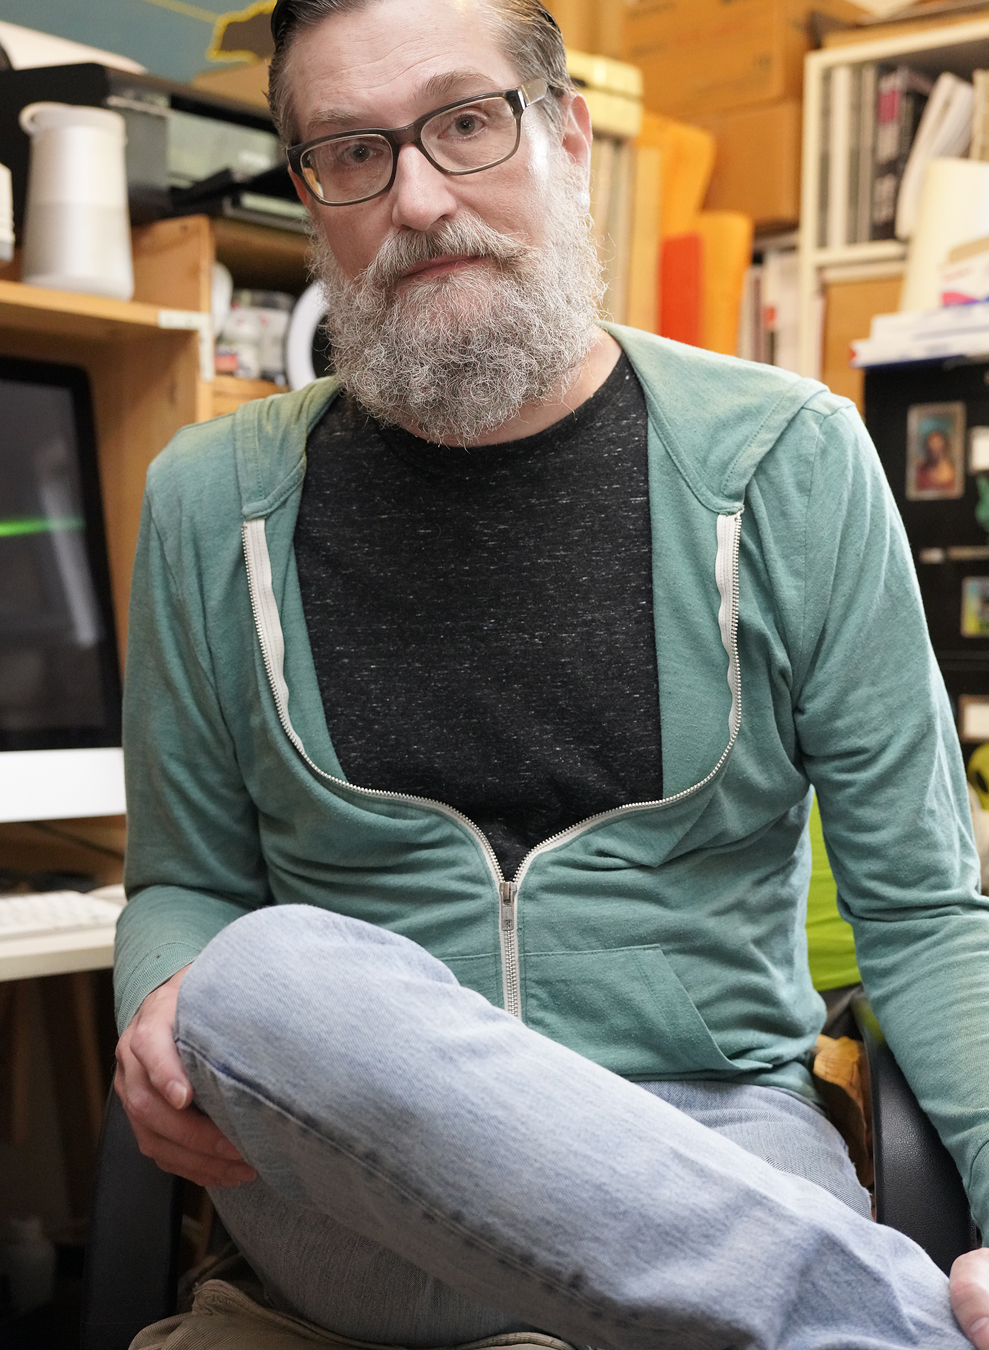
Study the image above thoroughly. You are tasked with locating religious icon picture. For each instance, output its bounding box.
[961,576,989,637]
[906,402,966,501]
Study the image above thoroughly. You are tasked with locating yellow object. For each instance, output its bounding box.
[968,743,989,809]
[635,109,753,354]
[207,1,275,64]
[637,110,715,239]
[805,796,861,992]
[694,211,753,355]
[625,144,663,333]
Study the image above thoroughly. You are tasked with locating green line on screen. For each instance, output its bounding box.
[0,517,85,538]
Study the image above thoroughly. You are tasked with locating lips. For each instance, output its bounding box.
[399,254,484,282]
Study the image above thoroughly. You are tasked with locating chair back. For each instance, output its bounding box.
[80,1087,185,1350]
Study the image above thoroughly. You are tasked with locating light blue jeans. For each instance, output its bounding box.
[174,906,968,1350]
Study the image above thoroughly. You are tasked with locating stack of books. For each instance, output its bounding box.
[819,61,987,248]
[736,249,799,372]
[852,299,989,366]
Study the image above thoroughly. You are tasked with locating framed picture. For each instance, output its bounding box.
[961,576,989,637]
[906,402,966,500]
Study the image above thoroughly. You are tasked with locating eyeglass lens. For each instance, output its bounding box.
[300,94,520,204]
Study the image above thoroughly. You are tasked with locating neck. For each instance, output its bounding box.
[398,327,623,446]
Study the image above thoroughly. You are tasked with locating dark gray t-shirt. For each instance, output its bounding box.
[294,353,662,877]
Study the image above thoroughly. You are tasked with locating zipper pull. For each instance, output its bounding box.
[499,880,517,930]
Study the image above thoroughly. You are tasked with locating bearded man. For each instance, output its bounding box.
[114,1,989,1346]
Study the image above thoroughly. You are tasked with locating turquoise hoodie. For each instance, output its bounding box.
[117,326,989,1231]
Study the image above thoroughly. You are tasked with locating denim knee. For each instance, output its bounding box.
[174,904,462,1091]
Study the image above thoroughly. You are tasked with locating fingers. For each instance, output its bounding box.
[126,970,194,1109]
[130,1112,258,1187]
[114,966,257,1187]
[951,1250,989,1349]
[115,1061,257,1187]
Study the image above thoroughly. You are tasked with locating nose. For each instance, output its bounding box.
[389,142,459,233]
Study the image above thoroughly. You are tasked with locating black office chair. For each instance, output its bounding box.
[79,997,978,1350]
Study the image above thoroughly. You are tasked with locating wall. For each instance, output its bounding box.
[0,0,262,85]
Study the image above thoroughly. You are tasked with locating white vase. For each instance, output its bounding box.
[19,102,134,302]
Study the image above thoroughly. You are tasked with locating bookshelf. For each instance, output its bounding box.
[797,15,989,377]
[0,214,311,659]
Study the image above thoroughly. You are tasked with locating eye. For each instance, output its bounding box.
[318,137,388,175]
[337,139,382,166]
[436,105,489,140]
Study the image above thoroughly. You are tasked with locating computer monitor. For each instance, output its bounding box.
[0,355,125,822]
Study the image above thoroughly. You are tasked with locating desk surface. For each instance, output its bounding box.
[0,886,123,982]
[0,924,116,982]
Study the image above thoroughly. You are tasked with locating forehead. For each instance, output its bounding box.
[288,0,522,140]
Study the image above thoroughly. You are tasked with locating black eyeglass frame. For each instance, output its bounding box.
[287,79,555,207]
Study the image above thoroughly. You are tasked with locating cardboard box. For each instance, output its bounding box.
[822,274,903,411]
[625,0,866,119]
[692,98,802,229]
[546,0,597,52]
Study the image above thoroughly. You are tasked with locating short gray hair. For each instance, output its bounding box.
[268,0,572,146]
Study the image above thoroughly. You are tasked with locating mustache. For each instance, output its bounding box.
[358,215,536,295]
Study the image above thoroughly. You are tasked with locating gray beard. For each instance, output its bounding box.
[309,164,605,445]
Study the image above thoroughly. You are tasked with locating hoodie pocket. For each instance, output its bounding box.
[522,943,771,1079]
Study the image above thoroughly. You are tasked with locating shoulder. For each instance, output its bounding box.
[607,325,856,508]
[145,379,341,532]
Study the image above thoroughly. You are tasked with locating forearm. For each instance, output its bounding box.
[114,885,255,1033]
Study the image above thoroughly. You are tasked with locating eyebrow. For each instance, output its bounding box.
[304,69,506,136]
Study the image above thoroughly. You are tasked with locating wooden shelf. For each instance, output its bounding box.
[213,373,284,416]
[0,280,179,341]
[213,216,311,295]
[809,242,908,269]
[0,215,307,658]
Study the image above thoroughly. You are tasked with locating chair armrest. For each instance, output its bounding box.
[851,995,974,1274]
[80,1085,185,1350]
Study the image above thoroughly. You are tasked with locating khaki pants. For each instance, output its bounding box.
[132,1281,576,1350]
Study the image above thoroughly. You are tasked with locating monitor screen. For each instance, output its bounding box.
[0,356,122,754]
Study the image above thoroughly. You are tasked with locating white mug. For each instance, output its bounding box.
[19,102,133,301]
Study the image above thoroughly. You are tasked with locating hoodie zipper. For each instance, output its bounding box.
[242,509,743,1023]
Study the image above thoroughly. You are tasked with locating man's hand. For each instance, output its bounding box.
[115,964,257,1187]
[952,1250,989,1348]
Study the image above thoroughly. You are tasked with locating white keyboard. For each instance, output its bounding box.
[0,885,126,940]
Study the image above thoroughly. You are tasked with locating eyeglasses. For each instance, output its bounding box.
[287,80,552,207]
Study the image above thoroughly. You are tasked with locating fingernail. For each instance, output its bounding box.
[165,1081,189,1109]
[969,1318,989,1336]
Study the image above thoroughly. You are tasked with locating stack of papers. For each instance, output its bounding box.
[852,300,989,366]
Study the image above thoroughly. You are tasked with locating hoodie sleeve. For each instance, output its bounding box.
[114,492,271,1033]
[791,399,989,1235]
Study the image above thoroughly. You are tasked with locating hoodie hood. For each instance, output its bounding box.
[227,326,829,523]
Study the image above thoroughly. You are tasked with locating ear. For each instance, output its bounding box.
[559,90,593,183]
[288,165,311,207]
